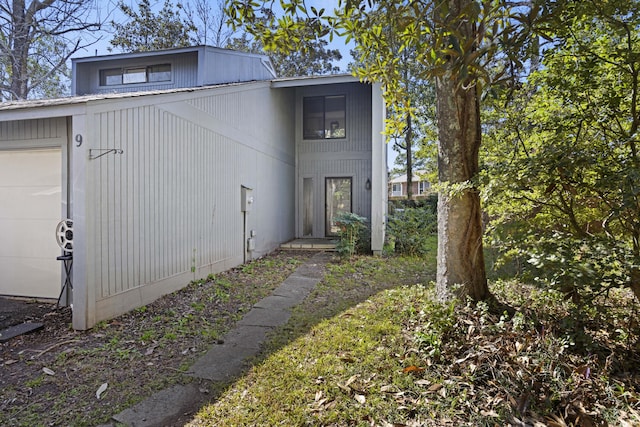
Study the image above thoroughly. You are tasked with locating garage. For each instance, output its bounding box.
[0,148,62,299]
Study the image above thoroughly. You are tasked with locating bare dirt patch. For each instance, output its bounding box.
[0,298,58,332]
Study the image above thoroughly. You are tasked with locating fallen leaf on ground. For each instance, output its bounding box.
[403,365,425,375]
[337,374,359,393]
[344,374,358,387]
[96,382,108,399]
[427,383,443,393]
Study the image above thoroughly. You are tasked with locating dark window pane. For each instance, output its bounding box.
[303,95,347,140]
[303,96,325,139]
[100,68,122,86]
[324,95,345,139]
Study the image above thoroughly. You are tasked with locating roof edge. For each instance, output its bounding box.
[271,74,362,88]
[72,45,272,64]
[0,81,269,114]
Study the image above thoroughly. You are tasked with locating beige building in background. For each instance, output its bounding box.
[388,172,431,200]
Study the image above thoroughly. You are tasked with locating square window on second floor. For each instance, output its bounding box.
[303,95,346,139]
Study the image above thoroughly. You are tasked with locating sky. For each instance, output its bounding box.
[78,0,354,61]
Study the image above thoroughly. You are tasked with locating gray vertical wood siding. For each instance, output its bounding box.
[75,52,199,95]
[81,83,295,325]
[295,83,373,237]
[73,47,275,96]
[0,76,385,328]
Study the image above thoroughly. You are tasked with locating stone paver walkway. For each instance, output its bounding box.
[105,251,331,427]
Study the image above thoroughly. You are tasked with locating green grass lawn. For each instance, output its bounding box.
[187,245,640,426]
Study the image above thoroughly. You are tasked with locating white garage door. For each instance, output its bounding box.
[0,149,62,299]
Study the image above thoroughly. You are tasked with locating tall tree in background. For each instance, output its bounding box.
[347,9,435,201]
[227,0,537,302]
[228,11,341,77]
[185,0,232,47]
[110,0,196,52]
[0,0,101,100]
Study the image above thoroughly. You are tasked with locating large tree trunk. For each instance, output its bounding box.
[434,0,490,302]
[435,74,489,301]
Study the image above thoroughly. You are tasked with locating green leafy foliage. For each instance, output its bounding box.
[355,222,372,255]
[110,0,196,53]
[226,18,342,77]
[346,9,436,191]
[387,206,437,256]
[482,0,640,303]
[334,212,368,258]
[519,233,637,306]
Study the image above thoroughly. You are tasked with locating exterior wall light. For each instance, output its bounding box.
[365,178,371,190]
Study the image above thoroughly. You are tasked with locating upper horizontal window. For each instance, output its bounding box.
[100,68,122,86]
[123,67,146,84]
[303,95,346,139]
[100,64,172,86]
[148,64,171,82]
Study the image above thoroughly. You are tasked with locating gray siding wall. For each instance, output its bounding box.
[295,83,372,238]
[74,52,199,95]
[0,117,67,149]
[202,49,275,85]
[73,48,275,96]
[74,82,295,328]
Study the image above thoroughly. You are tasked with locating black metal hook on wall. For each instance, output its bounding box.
[89,148,124,160]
